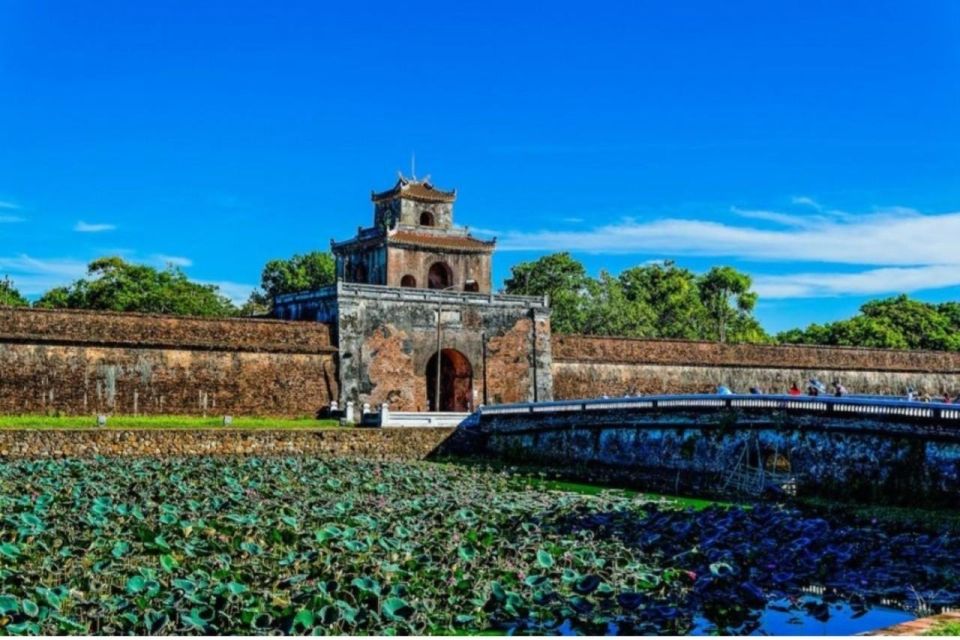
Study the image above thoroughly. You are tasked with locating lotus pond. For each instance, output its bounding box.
[0,457,956,635]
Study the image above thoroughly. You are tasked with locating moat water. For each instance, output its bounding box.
[691,596,914,635]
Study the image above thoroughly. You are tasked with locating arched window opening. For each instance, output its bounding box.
[420,211,435,226]
[426,349,473,412]
[400,274,417,288]
[464,280,479,292]
[427,262,453,289]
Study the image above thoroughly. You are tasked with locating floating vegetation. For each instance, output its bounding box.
[0,457,955,635]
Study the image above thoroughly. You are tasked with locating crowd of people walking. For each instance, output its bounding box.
[713,379,960,403]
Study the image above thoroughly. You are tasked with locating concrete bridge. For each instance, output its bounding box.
[469,394,960,505]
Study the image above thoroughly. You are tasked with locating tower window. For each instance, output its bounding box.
[427,262,453,289]
[353,263,368,284]
[420,211,436,226]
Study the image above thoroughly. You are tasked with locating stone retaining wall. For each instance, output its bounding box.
[0,427,456,460]
[0,309,339,416]
[553,336,960,398]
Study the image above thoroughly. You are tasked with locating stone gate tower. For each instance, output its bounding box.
[274,175,552,412]
[331,175,495,292]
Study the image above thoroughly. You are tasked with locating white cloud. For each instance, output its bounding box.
[153,254,193,267]
[74,221,116,233]
[754,265,960,299]
[487,202,960,299]
[562,217,585,224]
[791,196,822,210]
[0,201,20,210]
[494,208,960,267]
[0,215,24,223]
[0,255,87,295]
[731,207,812,227]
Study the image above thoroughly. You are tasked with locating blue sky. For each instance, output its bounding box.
[1,0,958,332]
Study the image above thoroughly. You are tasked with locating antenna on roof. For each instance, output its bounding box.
[411,152,416,180]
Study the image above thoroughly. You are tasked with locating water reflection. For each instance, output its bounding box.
[692,596,914,636]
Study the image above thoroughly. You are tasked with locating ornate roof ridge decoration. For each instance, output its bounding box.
[371,173,457,203]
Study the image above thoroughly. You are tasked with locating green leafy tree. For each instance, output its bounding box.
[503,252,593,334]
[697,266,760,343]
[859,295,953,350]
[618,261,706,339]
[0,276,28,307]
[33,257,236,316]
[247,251,336,314]
[581,272,654,337]
[778,295,960,351]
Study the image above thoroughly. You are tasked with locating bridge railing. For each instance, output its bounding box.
[478,394,960,422]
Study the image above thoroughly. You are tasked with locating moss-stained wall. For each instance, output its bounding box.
[0,427,454,460]
[481,412,960,506]
[553,335,960,397]
[0,309,338,416]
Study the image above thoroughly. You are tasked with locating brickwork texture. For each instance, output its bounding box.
[0,427,454,459]
[0,309,338,416]
[553,335,960,398]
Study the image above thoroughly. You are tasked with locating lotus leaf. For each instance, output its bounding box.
[382,597,413,621]
[352,577,381,596]
[159,554,178,572]
[0,594,19,615]
[0,456,951,635]
[536,548,555,568]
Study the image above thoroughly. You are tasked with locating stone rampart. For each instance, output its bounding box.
[553,336,960,397]
[0,427,454,460]
[0,307,334,353]
[0,309,338,416]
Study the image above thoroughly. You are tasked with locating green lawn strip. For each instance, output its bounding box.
[524,477,724,510]
[0,414,341,429]
[924,621,960,636]
[435,458,729,510]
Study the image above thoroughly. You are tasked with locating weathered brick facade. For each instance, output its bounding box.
[0,427,454,460]
[553,335,960,398]
[0,309,338,416]
[292,283,553,411]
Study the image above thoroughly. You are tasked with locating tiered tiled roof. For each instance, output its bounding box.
[371,175,456,203]
[387,230,495,252]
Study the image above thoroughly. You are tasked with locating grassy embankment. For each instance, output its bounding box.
[0,415,340,429]
[925,621,960,636]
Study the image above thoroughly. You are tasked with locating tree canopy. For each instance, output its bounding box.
[0,277,28,307]
[503,252,594,334]
[504,254,768,343]
[33,257,237,316]
[777,294,960,351]
[244,251,336,314]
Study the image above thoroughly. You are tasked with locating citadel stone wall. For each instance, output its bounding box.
[553,335,960,398]
[0,309,338,416]
[0,427,454,460]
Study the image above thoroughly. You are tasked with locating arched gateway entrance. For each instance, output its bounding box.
[425,349,473,412]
